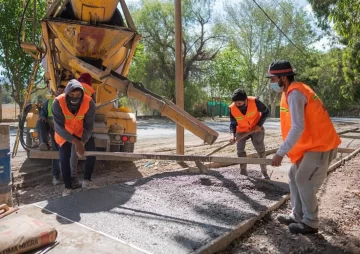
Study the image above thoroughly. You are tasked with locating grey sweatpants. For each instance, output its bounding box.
[70,144,78,178]
[236,128,267,174]
[289,151,332,228]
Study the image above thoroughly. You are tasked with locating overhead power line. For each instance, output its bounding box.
[251,0,307,55]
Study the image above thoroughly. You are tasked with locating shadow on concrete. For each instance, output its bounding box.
[40,183,136,223]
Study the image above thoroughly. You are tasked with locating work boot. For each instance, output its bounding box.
[277,214,296,225]
[71,177,82,189]
[39,143,49,151]
[62,188,73,197]
[288,222,318,234]
[240,164,248,176]
[52,175,62,186]
[82,180,96,189]
[262,171,270,180]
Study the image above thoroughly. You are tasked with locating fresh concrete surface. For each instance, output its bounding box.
[3,204,148,254]
[34,168,288,254]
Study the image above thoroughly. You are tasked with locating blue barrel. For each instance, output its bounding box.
[0,148,11,189]
[0,125,11,205]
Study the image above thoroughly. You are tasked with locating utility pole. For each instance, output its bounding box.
[175,0,184,155]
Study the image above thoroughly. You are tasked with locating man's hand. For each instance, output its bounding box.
[229,135,236,144]
[72,139,85,157]
[252,125,262,133]
[39,116,48,123]
[272,154,284,167]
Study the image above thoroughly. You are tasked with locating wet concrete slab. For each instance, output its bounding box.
[3,204,148,254]
[35,168,288,254]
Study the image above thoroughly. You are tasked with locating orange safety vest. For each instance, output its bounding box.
[81,82,95,97]
[54,93,92,147]
[229,97,261,133]
[280,82,341,163]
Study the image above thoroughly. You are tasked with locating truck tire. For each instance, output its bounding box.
[120,143,135,153]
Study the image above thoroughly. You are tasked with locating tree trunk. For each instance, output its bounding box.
[0,88,2,121]
[271,100,276,118]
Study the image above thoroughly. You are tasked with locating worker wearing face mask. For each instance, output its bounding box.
[229,88,270,179]
[52,79,96,197]
[267,60,341,234]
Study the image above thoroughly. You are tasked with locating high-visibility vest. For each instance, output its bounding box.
[229,96,261,133]
[54,93,92,147]
[47,98,54,123]
[280,82,341,163]
[81,82,95,97]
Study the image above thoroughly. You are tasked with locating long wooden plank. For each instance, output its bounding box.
[340,135,360,139]
[29,150,272,165]
[337,147,356,153]
[337,127,359,135]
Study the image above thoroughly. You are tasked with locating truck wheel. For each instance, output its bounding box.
[120,143,135,153]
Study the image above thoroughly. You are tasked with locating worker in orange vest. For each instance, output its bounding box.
[229,88,270,179]
[78,73,95,100]
[64,73,96,184]
[267,60,341,234]
[52,79,96,197]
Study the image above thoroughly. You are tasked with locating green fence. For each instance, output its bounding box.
[207,102,230,117]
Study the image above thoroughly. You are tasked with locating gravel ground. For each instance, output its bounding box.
[37,167,287,254]
[221,154,360,254]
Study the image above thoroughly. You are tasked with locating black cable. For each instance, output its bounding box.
[18,0,32,50]
[251,0,307,55]
[18,0,46,61]
[19,103,40,150]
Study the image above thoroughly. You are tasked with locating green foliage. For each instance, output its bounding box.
[131,0,224,113]
[309,0,360,104]
[0,0,46,110]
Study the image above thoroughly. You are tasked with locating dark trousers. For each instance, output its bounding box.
[59,136,96,189]
[37,120,60,176]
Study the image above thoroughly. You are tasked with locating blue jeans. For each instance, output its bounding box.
[59,136,96,189]
[37,120,60,177]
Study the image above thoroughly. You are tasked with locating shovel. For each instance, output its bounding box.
[195,131,254,171]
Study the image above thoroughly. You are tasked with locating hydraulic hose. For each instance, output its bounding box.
[19,103,40,150]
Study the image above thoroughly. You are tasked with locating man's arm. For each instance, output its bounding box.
[40,100,49,118]
[255,98,269,127]
[229,110,237,135]
[52,100,77,143]
[81,100,96,143]
[276,90,307,157]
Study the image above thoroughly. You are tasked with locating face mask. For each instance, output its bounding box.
[67,96,82,105]
[270,82,283,93]
[239,104,247,110]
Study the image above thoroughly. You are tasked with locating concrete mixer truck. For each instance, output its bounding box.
[13,0,218,159]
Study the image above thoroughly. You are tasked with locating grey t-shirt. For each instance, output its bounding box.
[277,90,307,157]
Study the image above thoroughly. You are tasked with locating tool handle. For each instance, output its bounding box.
[206,131,254,156]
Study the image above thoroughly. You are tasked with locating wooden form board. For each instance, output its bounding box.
[340,135,360,139]
[30,150,272,165]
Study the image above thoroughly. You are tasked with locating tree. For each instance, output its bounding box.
[309,0,360,102]
[206,46,247,98]
[223,0,315,116]
[132,0,225,111]
[0,0,45,112]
